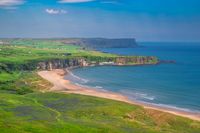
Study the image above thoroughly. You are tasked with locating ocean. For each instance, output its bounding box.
[65,42,200,113]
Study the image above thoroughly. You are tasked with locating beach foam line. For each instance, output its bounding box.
[119,90,156,101]
[65,69,89,83]
[94,86,103,89]
[155,104,200,113]
[74,82,107,92]
[135,100,200,114]
[118,89,200,114]
[119,90,200,113]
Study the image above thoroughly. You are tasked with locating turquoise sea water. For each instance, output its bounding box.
[65,42,200,113]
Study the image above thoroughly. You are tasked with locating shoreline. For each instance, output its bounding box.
[38,69,200,121]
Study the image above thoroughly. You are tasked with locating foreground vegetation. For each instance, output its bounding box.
[0,92,200,133]
[0,39,199,133]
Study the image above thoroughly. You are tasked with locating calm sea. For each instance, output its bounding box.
[65,42,200,113]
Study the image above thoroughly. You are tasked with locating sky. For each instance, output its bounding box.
[0,0,200,42]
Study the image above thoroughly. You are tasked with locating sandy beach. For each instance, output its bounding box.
[38,69,200,121]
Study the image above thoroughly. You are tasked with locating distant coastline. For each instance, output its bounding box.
[38,69,200,121]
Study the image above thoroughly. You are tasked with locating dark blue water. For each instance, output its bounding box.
[65,42,200,112]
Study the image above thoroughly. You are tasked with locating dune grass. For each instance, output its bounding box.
[0,71,52,95]
[0,92,199,133]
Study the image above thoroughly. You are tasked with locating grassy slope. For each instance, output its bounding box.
[0,39,200,133]
[0,41,116,64]
[0,92,200,133]
[0,71,52,94]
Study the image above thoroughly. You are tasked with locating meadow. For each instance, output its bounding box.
[1,92,200,133]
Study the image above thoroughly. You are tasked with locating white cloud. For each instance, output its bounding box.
[0,0,24,6]
[45,9,68,15]
[59,0,95,3]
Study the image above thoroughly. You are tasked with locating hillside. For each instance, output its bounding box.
[1,38,138,49]
[55,38,138,48]
[0,92,200,133]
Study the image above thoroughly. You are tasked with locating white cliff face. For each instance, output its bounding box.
[0,56,157,72]
[80,59,88,67]
[36,58,89,70]
[36,56,158,71]
[99,62,115,66]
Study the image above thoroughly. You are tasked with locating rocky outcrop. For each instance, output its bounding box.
[37,58,88,70]
[0,56,159,72]
[115,56,158,65]
[36,56,159,70]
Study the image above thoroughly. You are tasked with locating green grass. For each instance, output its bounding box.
[0,40,116,65]
[0,45,78,64]
[0,92,199,133]
[9,39,79,51]
[0,72,20,82]
[0,71,52,95]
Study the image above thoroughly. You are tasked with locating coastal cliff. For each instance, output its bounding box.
[36,56,158,70]
[59,38,138,48]
[37,58,87,70]
[0,56,158,72]
[0,39,158,72]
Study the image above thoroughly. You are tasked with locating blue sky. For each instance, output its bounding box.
[0,0,200,41]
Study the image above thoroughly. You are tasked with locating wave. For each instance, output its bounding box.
[74,83,90,88]
[154,103,198,113]
[74,83,103,89]
[119,90,155,101]
[119,90,200,113]
[73,83,109,94]
[94,86,103,89]
[66,69,89,83]
[140,101,200,113]
[66,70,105,91]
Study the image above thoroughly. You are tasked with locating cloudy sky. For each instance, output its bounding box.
[0,0,200,41]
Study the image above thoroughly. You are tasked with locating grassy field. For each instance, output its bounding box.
[0,39,116,64]
[0,92,200,133]
[9,39,80,50]
[0,39,199,133]
[0,71,52,94]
